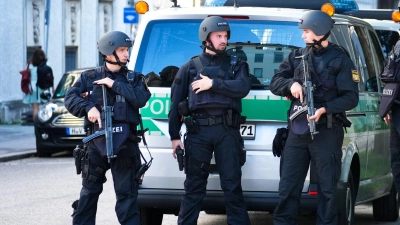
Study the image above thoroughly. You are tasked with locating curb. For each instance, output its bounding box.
[0,150,36,163]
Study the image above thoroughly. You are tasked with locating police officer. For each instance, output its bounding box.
[383,38,400,198]
[169,16,251,225]
[270,10,359,224]
[65,31,151,224]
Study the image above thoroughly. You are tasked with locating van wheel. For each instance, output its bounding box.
[140,207,163,225]
[337,171,355,225]
[373,182,399,221]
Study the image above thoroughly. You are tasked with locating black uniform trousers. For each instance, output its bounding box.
[178,123,251,225]
[390,107,400,195]
[273,123,344,225]
[72,139,141,225]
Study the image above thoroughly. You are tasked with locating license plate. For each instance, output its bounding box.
[240,124,255,140]
[66,127,86,135]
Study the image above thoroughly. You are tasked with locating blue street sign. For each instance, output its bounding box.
[124,7,138,24]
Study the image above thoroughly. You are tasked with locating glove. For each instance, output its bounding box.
[272,127,289,157]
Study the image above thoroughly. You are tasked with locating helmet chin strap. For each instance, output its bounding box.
[102,52,129,67]
[203,40,226,55]
[306,31,330,49]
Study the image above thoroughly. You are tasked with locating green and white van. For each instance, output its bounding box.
[129,1,398,224]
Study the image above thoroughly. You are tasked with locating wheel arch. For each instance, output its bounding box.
[340,142,360,196]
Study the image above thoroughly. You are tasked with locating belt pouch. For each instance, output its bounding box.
[184,117,198,134]
[113,102,127,121]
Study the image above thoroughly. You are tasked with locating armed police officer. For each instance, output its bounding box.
[169,16,251,225]
[65,31,151,225]
[270,10,359,225]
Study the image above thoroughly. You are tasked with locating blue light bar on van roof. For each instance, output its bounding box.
[204,0,359,14]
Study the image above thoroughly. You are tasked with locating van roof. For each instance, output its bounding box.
[202,0,359,13]
[363,18,400,32]
[343,9,395,21]
[141,6,365,25]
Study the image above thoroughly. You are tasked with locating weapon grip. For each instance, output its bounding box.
[176,146,185,171]
[73,145,83,175]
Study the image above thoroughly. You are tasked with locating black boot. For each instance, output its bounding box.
[71,199,79,217]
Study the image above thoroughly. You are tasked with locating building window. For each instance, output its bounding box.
[65,47,77,72]
[274,51,284,63]
[254,54,264,63]
[254,68,263,78]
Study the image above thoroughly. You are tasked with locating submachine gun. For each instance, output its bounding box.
[82,83,116,163]
[295,54,319,139]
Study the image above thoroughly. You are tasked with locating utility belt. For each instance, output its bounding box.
[317,114,351,128]
[184,110,246,133]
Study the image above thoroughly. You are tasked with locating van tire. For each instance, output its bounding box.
[139,207,163,225]
[337,170,355,225]
[372,182,399,221]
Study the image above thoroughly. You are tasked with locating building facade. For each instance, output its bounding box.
[0,0,143,123]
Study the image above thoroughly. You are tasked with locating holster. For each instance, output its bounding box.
[335,113,352,128]
[223,109,246,128]
[73,145,85,175]
[184,117,199,134]
[81,151,89,180]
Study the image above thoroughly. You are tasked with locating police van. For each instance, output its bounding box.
[128,0,398,224]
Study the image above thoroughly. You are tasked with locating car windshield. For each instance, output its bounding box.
[54,72,78,98]
[135,20,304,89]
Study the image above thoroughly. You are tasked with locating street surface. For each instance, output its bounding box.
[0,124,399,224]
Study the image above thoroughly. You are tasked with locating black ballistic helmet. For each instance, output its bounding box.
[98,31,132,55]
[298,10,334,36]
[199,16,230,42]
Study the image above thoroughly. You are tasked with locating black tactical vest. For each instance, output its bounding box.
[290,46,343,134]
[188,55,242,113]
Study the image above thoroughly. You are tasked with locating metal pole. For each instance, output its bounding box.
[130,0,134,42]
[44,0,50,55]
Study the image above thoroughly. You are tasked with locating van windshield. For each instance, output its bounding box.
[135,20,304,89]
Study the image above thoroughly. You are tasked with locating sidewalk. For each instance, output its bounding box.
[0,124,36,162]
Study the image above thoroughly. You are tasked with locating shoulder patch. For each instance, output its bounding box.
[351,70,360,83]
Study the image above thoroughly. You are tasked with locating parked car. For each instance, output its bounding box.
[29,68,92,157]
[127,0,398,224]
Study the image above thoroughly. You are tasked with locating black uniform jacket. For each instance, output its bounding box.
[168,52,251,140]
[65,65,151,127]
[270,43,359,115]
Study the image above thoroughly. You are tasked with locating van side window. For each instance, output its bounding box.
[353,26,379,92]
[368,29,385,92]
[349,26,368,92]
